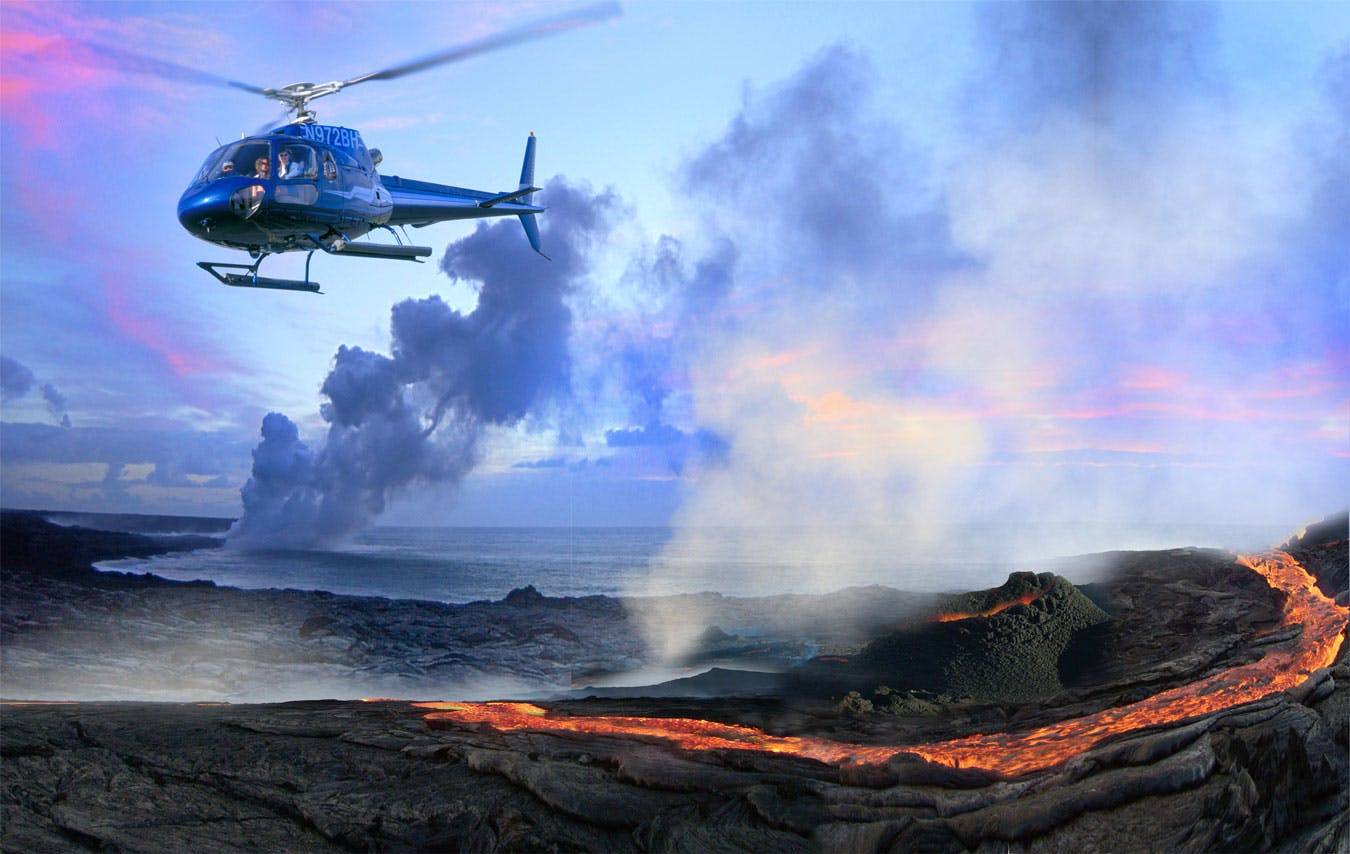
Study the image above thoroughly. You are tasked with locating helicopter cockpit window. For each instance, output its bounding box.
[210,140,273,181]
[278,145,318,180]
[193,147,227,185]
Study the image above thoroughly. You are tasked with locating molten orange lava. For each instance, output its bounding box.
[416,552,1346,778]
[929,589,1045,622]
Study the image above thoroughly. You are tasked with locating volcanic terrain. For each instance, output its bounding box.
[1,511,1346,851]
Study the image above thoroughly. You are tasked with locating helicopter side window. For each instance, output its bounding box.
[274,144,318,204]
[335,149,371,190]
[210,140,273,180]
[322,153,338,182]
[278,145,318,181]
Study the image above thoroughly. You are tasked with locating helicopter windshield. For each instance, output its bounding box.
[193,148,227,185]
[209,140,273,181]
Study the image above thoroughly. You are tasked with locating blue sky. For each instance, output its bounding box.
[1,1,1346,537]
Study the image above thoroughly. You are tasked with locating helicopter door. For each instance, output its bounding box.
[319,151,348,210]
[274,144,318,206]
[334,148,379,217]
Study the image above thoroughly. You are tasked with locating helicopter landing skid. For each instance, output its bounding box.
[196,257,322,294]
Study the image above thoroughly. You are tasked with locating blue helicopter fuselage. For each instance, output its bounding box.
[177,123,543,257]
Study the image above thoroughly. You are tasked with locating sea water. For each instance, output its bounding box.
[92,522,1292,603]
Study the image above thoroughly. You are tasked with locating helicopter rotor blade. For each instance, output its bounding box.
[30,4,620,123]
[337,1,620,89]
[59,37,270,95]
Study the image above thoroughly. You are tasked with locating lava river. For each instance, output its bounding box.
[929,589,1045,623]
[415,552,1347,778]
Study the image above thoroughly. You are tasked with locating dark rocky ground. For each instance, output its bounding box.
[1,510,1347,851]
[0,509,643,700]
[1,511,933,701]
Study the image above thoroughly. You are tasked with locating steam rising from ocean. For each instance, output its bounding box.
[0,355,69,427]
[227,180,615,549]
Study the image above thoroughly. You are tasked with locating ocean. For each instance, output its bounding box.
[90,522,1296,603]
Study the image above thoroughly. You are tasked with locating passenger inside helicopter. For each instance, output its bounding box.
[206,141,272,181]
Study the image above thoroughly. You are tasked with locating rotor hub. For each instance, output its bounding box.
[261,81,345,123]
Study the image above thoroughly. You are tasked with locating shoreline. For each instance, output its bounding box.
[1,511,932,702]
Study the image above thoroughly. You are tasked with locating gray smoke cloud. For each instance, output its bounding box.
[969,1,1219,134]
[0,356,35,401]
[227,179,615,549]
[40,384,68,427]
[1,355,68,426]
[683,46,962,292]
[574,232,739,478]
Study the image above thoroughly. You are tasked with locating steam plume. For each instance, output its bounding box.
[0,355,69,426]
[228,180,615,549]
[625,4,1348,658]
[41,384,69,427]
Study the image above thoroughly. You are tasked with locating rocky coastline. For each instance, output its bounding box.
[0,511,928,701]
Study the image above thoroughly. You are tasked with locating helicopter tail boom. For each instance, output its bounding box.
[383,177,542,222]
[382,133,547,257]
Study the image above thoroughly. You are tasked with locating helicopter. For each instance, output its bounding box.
[75,3,618,293]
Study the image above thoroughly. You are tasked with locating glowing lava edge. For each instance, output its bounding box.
[411,552,1347,779]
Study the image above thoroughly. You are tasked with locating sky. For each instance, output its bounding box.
[0,1,1346,543]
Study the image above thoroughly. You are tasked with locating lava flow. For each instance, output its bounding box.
[416,552,1347,779]
[929,589,1044,623]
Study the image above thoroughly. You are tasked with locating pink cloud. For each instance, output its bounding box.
[1026,441,1169,455]
[100,270,230,380]
[1120,365,1186,392]
[1048,401,1324,424]
[0,4,232,152]
[1245,361,1348,402]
